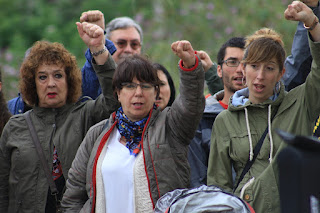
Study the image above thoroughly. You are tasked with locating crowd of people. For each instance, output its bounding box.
[0,0,319,212]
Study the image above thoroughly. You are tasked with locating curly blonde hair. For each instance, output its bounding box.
[19,41,82,106]
[243,28,286,71]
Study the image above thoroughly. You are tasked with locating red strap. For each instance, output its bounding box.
[245,201,256,213]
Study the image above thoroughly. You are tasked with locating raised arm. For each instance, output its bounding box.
[79,11,117,99]
[76,12,119,127]
[81,39,116,99]
[76,19,109,65]
[284,1,320,118]
[196,50,223,95]
[283,0,320,90]
[168,40,205,144]
[285,1,320,41]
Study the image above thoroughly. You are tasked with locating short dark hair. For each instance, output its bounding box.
[153,63,175,107]
[217,37,245,66]
[112,55,160,98]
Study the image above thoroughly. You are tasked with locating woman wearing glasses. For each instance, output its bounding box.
[61,40,205,212]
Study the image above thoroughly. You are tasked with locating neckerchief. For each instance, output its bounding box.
[115,105,156,156]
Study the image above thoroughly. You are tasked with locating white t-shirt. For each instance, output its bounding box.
[101,129,136,213]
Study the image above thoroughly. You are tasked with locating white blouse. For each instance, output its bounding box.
[101,129,136,213]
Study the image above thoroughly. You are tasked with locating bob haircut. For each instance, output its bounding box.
[243,28,286,71]
[19,41,82,106]
[112,54,160,99]
[153,63,176,107]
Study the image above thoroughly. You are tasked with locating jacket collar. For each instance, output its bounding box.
[204,90,225,114]
[33,104,73,123]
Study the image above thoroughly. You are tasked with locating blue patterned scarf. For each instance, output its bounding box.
[115,105,156,156]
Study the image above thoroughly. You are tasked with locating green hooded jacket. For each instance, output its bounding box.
[207,38,320,213]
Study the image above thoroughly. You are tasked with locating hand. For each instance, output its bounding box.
[76,22,105,53]
[171,40,196,68]
[80,10,105,30]
[284,1,315,25]
[301,0,319,7]
[196,50,213,72]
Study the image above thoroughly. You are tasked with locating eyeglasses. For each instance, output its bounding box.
[115,39,141,50]
[223,59,241,67]
[121,82,154,91]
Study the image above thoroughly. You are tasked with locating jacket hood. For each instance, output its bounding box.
[229,81,285,111]
[204,90,225,114]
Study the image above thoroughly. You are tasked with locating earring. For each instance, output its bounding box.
[242,76,247,86]
[273,81,281,94]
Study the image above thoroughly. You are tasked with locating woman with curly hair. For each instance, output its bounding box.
[0,68,11,136]
[0,11,119,213]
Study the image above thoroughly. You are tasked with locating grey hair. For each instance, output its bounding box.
[105,17,143,45]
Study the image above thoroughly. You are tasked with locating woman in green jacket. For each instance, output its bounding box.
[207,1,320,212]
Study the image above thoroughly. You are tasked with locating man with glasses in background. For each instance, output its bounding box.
[106,17,142,64]
[188,37,246,188]
[81,14,143,99]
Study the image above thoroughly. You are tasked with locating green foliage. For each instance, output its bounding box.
[0,0,298,100]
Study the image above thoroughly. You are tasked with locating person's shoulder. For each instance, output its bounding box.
[8,96,20,103]
[149,107,163,122]
[87,116,114,136]
[214,108,234,123]
[70,97,93,110]
[7,95,22,108]
[1,113,28,137]
[205,94,221,107]
[7,113,25,123]
[215,108,227,117]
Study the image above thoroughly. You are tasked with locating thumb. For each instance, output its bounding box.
[76,22,85,38]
